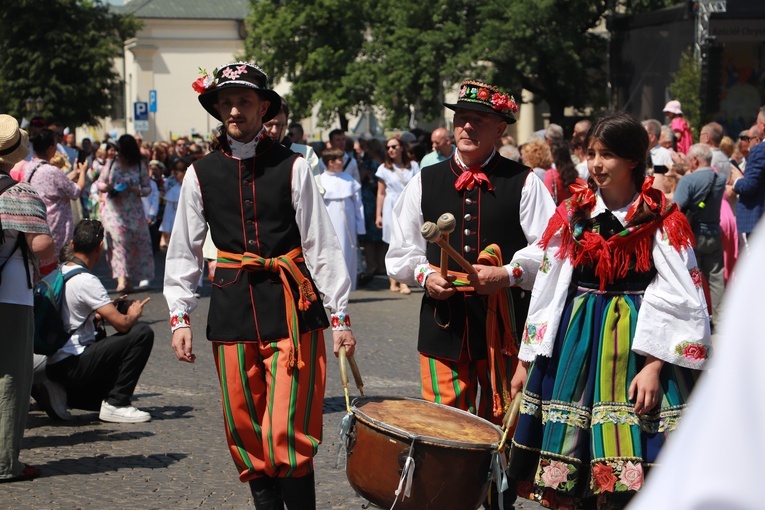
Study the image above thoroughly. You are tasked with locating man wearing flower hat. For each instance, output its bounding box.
[164,62,356,509]
[387,80,555,508]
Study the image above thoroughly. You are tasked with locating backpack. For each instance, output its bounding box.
[33,264,88,355]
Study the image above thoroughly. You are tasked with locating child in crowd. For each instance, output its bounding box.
[159,158,187,250]
[319,148,365,290]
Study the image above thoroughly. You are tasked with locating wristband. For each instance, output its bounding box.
[170,310,191,332]
[331,312,351,331]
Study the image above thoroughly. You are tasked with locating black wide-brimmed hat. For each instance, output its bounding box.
[444,79,518,124]
[194,62,282,123]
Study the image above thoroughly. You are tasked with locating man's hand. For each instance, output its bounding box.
[425,273,457,300]
[127,297,151,320]
[332,330,356,357]
[510,361,529,400]
[172,328,196,363]
[467,265,510,295]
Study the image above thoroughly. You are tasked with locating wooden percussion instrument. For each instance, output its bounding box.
[345,396,502,510]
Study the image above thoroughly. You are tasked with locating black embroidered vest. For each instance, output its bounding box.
[418,154,531,361]
[194,139,329,342]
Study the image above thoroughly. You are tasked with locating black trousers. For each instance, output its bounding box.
[47,323,154,410]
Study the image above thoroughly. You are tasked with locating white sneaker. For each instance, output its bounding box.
[138,279,151,288]
[99,401,151,423]
[33,379,72,420]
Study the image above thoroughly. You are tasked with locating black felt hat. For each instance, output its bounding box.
[195,62,281,123]
[444,79,519,124]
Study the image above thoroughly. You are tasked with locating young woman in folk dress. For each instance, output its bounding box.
[508,112,712,510]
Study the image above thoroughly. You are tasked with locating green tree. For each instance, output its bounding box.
[0,0,138,128]
[669,47,701,138]
[244,0,370,131]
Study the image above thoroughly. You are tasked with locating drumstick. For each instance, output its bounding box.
[348,355,365,396]
[338,346,351,414]
[497,392,523,452]
[420,222,476,275]
[436,213,456,278]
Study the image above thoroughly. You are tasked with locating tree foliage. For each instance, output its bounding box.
[669,47,701,138]
[243,0,686,129]
[0,0,138,127]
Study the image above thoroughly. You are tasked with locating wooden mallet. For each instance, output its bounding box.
[436,213,456,278]
[421,221,476,275]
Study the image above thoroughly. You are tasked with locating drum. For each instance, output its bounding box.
[345,396,503,510]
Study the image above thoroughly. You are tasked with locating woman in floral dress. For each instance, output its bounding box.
[507,112,711,510]
[97,135,154,292]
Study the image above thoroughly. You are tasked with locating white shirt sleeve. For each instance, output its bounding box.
[632,228,712,369]
[386,173,426,285]
[291,157,352,317]
[163,164,207,318]
[504,172,556,289]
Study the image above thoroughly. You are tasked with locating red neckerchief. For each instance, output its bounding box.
[453,152,495,191]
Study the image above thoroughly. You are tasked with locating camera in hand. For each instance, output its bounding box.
[653,165,669,175]
[115,299,132,314]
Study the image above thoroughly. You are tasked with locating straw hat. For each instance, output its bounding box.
[0,114,30,165]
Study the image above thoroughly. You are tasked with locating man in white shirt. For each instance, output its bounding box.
[165,61,356,509]
[45,219,154,423]
[386,78,555,509]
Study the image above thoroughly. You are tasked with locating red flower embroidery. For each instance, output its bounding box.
[416,271,426,284]
[690,268,702,287]
[331,316,340,329]
[682,343,707,360]
[511,266,523,280]
[343,315,351,328]
[477,88,490,100]
[170,315,179,327]
[592,463,617,493]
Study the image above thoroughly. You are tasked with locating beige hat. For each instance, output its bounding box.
[0,114,30,165]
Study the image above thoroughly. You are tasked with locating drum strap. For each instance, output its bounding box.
[430,243,518,418]
[217,247,317,370]
[390,438,417,509]
[490,451,510,510]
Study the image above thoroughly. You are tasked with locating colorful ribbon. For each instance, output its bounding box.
[454,169,494,191]
[217,247,317,370]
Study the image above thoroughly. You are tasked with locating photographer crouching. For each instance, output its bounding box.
[43,219,154,423]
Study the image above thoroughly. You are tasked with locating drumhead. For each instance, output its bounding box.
[351,396,502,448]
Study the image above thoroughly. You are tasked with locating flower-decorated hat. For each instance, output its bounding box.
[444,80,518,124]
[194,62,282,123]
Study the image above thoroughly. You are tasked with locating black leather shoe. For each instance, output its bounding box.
[249,477,284,510]
[278,472,316,510]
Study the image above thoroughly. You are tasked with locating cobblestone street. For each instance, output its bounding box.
[1,254,542,509]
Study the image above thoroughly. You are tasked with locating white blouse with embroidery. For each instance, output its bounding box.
[518,191,711,370]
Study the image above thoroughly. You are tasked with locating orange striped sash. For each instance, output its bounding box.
[217,247,317,370]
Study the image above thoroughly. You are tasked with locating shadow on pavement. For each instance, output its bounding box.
[25,429,155,449]
[35,452,188,478]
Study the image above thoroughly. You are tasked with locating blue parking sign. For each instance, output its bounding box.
[149,90,157,113]
[134,102,148,121]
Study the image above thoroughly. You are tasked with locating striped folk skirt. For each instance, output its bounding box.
[212,330,326,481]
[508,287,698,509]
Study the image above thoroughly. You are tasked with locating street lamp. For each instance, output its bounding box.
[25,96,45,116]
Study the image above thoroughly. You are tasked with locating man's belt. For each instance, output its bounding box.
[217,247,317,370]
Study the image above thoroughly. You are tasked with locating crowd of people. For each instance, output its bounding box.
[1,58,765,510]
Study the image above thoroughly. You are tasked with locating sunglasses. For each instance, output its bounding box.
[739,136,750,141]
[387,144,401,150]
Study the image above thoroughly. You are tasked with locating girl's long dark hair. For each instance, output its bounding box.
[382,138,412,169]
[117,134,142,167]
[576,111,655,227]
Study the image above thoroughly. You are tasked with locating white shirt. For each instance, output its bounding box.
[385,166,556,289]
[163,138,352,322]
[649,145,674,170]
[49,264,112,364]
[142,179,159,220]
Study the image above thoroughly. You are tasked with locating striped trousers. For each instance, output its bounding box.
[212,330,326,481]
[420,352,516,427]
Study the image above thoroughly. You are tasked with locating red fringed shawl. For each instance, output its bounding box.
[540,177,695,291]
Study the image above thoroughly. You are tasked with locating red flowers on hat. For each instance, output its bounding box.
[491,92,518,115]
[191,68,217,94]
